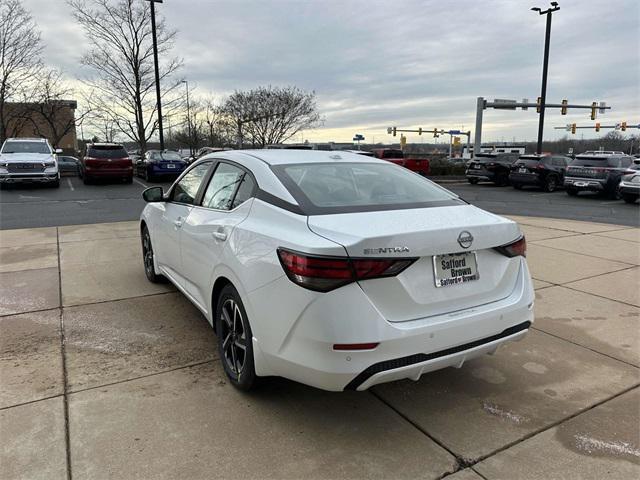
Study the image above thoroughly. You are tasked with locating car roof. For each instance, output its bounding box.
[218,149,388,166]
[5,137,48,142]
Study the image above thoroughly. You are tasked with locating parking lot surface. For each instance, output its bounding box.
[1,216,639,479]
[0,176,638,229]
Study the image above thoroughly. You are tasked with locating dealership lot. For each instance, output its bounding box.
[0,176,638,230]
[1,216,638,479]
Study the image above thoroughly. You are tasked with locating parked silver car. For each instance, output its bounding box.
[0,138,60,187]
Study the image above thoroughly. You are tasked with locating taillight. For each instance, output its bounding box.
[494,236,526,258]
[277,248,417,292]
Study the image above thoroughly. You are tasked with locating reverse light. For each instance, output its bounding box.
[494,236,527,258]
[277,248,417,292]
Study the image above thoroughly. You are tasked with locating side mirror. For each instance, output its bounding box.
[142,186,164,203]
[55,148,63,154]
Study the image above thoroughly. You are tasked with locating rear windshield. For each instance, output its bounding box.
[88,145,128,159]
[272,162,462,215]
[572,156,625,167]
[517,156,544,166]
[1,141,51,154]
[151,152,182,161]
[380,149,404,159]
[475,153,497,159]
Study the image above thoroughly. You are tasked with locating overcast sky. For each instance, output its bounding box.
[23,0,640,144]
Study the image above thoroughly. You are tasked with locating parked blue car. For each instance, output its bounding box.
[135,150,187,182]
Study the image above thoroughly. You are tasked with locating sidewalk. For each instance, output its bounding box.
[1,217,639,479]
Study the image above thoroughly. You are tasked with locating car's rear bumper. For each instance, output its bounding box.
[85,167,133,178]
[466,169,496,181]
[248,257,535,391]
[150,166,185,176]
[564,177,606,191]
[508,172,542,185]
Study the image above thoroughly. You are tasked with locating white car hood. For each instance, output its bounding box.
[0,152,56,164]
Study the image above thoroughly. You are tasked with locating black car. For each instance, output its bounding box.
[465,152,520,186]
[509,154,571,192]
[135,150,187,182]
[617,164,640,204]
[57,156,80,176]
[564,153,636,198]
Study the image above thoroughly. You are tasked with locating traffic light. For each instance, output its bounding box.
[621,122,627,131]
[536,97,542,113]
[590,102,597,121]
[561,99,568,115]
[418,127,422,135]
[571,123,576,134]
[433,128,438,138]
[392,127,397,137]
[595,122,600,132]
[400,134,407,150]
[453,136,461,146]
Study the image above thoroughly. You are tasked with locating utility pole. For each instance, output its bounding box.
[182,80,192,156]
[146,0,164,150]
[531,1,560,154]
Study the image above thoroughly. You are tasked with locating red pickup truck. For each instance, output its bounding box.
[371,149,430,176]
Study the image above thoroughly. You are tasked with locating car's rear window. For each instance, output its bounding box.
[272,162,462,215]
[571,156,626,167]
[151,152,182,161]
[88,146,128,159]
[1,141,51,154]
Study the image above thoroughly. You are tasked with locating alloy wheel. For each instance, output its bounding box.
[142,230,154,277]
[220,298,247,377]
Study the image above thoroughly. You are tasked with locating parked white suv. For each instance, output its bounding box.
[0,138,61,187]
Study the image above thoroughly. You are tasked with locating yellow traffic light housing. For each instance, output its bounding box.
[561,99,568,115]
[621,122,627,131]
[400,134,407,150]
[571,123,576,134]
[536,97,542,113]
[590,102,597,120]
[595,122,600,132]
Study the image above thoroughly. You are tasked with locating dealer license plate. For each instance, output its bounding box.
[433,252,479,288]
[166,164,176,169]
[519,167,527,173]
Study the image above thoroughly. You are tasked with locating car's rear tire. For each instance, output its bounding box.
[512,183,523,190]
[141,225,165,283]
[544,175,558,193]
[622,194,637,204]
[83,175,92,185]
[566,188,578,196]
[215,284,257,391]
[468,178,479,185]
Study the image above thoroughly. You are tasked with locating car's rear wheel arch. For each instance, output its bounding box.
[211,276,234,332]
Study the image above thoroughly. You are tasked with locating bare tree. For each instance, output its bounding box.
[26,70,91,148]
[223,86,322,147]
[0,0,44,142]
[69,0,183,152]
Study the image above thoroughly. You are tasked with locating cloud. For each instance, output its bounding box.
[22,0,640,143]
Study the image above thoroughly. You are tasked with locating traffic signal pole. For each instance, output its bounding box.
[535,6,555,154]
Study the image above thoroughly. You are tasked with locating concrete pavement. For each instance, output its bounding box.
[1,217,639,479]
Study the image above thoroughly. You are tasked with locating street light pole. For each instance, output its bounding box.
[182,80,192,156]
[147,0,164,151]
[532,1,560,154]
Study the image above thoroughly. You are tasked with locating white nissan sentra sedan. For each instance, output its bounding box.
[140,150,534,391]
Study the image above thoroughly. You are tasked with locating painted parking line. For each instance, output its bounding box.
[133,178,149,189]
[66,178,75,191]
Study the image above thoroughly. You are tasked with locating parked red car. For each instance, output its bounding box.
[80,143,133,184]
[371,148,430,176]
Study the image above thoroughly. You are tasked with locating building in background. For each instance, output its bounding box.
[1,100,78,154]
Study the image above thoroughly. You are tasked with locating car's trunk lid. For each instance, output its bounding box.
[307,205,522,322]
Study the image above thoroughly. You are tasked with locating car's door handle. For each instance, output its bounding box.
[212,231,227,241]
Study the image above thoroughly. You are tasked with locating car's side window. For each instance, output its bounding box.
[201,163,247,210]
[170,162,211,205]
[231,174,256,209]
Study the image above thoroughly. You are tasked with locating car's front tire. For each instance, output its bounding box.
[467,178,479,185]
[215,284,257,391]
[622,193,637,204]
[544,175,558,192]
[141,225,165,283]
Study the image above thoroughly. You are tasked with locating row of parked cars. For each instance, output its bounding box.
[465,151,639,204]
